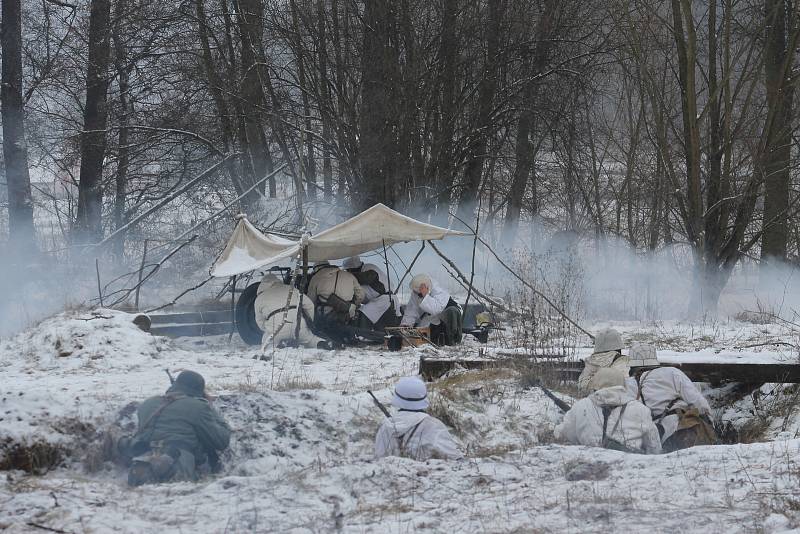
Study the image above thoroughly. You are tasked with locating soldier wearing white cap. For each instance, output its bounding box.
[343,255,401,329]
[626,343,715,451]
[374,377,463,461]
[555,368,662,454]
[577,328,630,391]
[400,274,463,345]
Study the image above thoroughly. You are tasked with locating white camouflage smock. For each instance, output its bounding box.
[625,366,711,442]
[375,411,463,461]
[555,386,662,454]
[358,262,401,324]
[400,278,452,328]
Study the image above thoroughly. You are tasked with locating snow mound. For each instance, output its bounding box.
[216,390,378,478]
[0,308,169,372]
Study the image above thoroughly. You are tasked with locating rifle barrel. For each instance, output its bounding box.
[367,390,392,418]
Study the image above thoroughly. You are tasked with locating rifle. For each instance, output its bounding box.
[367,390,392,418]
[530,379,571,413]
[165,369,175,385]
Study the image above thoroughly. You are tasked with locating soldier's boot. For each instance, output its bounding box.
[128,460,155,487]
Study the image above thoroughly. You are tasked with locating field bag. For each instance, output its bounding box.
[662,407,718,452]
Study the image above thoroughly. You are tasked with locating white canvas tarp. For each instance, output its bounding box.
[210,217,297,277]
[211,203,468,277]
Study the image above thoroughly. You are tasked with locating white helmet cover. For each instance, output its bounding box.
[392,376,429,411]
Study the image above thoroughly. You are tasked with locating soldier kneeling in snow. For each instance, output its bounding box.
[401,274,463,346]
[255,272,327,349]
[127,370,231,486]
[626,345,717,452]
[555,368,662,454]
[375,377,463,461]
[578,328,630,392]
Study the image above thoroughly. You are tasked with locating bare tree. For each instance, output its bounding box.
[761,0,800,262]
[74,0,112,244]
[1,0,36,255]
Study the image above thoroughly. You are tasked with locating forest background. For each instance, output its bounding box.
[1,0,799,328]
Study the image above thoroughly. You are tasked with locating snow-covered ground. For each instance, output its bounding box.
[2,310,800,532]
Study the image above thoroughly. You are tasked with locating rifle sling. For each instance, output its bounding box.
[398,418,426,455]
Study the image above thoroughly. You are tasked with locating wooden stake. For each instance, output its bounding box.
[228,275,237,342]
[95,258,104,307]
[134,239,149,311]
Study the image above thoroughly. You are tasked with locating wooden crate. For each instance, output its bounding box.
[384,327,431,349]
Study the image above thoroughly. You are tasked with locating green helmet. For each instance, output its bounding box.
[174,370,206,397]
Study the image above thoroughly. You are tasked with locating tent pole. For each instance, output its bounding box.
[228,275,236,342]
[382,239,392,294]
[382,239,395,315]
[294,244,308,342]
[397,242,425,289]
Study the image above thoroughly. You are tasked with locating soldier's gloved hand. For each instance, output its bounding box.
[348,303,357,319]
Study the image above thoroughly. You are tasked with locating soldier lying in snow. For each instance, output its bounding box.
[375,377,463,461]
[555,368,662,454]
[127,371,231,486]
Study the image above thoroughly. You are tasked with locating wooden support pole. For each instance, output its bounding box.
[228,275,237,342]
[134,239,149,311]
[294,244,308,341]
[95,258,104,307]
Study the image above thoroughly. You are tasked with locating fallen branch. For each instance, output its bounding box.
[106,235,199,307]
[93,154,237,248]
[734,341,798,349]
[428,240,593,340]
[26,523,72,534]
[441,263,515,316]
[145,275,215,313]
[170,163,288,245]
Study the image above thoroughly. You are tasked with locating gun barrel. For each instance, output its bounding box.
[367,390,392,418]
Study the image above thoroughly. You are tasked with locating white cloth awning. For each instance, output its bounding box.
[210,217,297,277]
[211,204,468,277]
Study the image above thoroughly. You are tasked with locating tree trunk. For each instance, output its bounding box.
[1,0,36,255]
[671,0,702,246]
[195,0,246,199]
[428,0,458,212]
[237,0,273,210]
[316,0,333,200]
[456,0,503,221]
[358,0,399,209]
[291,0,317,200]
[111,0,131,262]
[504,0,558,243]
[761,0,796,261]
[75,0,112,244]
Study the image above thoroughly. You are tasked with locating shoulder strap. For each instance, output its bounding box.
[265,305,297,323]
[655,397,682,424]
[138,395,182,441]
[608,403,628,437]
[636,370,650,406]
[398,417,427,455]
[601,406,612,444]
[601,404,628,445]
